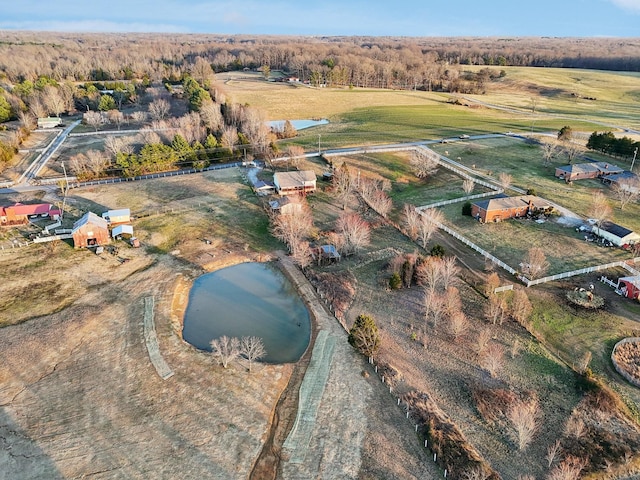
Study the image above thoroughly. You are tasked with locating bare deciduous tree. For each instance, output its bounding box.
[240,336,266,373]
[509,288,533,327]
[416,256,445,293]
[448,311,468,342]
[485,272,501,296]
[485,293,507,325]
[522,247,549,280]
[462,467,491,480]
[546,455,587,480]
[462,178,475,194]
[417,208,443,249]
[210,335,240,369]
[541,140,559,166]
[107,109,124,130]
[138,129,161,145]
[42,85,65,117]
[403,204,421,241]
[443,286,462,317]
[611,177,640,210]
[367,188,393,218]
[564,143,582,164]
[589,191,612,230]
[82,111,104,131]
[148,98,170,121]
[220,125,238,153]
[410,148,439,179]
[546,439,562,468]
[332,162,355,210]
[481,343,504,378]
[440,255,459,290]
[270,198,314,254]
[508,397,539,450]
[423,289,445,336]
[564,417,587,439]
[477,327,492,355]
[498,172,513,190]
[336,212,370,256]
[286,145,305,170]
[131,111,148,124]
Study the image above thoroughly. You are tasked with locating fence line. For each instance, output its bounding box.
[69,162,242,189]
[522,258,640,287]
[433,220,518,276]
[417,189,503,211]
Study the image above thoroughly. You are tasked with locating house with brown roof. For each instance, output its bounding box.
[0,203,62,225]
[72,212,110,248]
[555,162,623,182]
[273,170,316,196]
[471,195,553,223]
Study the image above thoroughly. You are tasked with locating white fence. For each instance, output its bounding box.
[522,258,640,287]
[431,220,518,276]
[417,189,504,211]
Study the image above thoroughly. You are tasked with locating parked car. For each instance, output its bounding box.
[459,134,470,139]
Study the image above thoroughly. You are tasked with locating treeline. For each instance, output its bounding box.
[587,131,639,159]
[71,75,279,180]
[0,33,638,94]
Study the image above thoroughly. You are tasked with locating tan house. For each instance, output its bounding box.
[72,212,110,248]
[273,171,316,196]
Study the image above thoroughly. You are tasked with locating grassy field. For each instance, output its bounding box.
[220,67,640,151]
[429,137,640,234]
[463,66,640,128]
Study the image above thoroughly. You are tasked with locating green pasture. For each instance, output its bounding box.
[429,138,640,234]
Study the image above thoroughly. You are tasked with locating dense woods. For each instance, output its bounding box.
[1,33,639,90]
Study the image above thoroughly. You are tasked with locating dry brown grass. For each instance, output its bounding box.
[613,340,640,384]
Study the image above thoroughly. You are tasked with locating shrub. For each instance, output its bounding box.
[526,188,536,196]
[348,314,380,358]
[462,201,472,216]
[430,244,445,257]
[389,272,402,290]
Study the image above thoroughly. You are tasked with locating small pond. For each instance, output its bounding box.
[182,262,311,364]
[268,119,329,131]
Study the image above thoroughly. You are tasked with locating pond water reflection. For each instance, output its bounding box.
[182,262,311,364]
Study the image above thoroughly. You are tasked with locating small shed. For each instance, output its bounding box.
[268,196,302,215]
[112,224,134,239]
[591,221,640,247]
[617,276,640,299]
[254,180,276,196]
[72,212,110,248]
[102,208,131,225]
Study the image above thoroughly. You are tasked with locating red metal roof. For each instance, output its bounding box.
[2,203,56,216]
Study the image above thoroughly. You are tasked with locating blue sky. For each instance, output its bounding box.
[1,0,639,36]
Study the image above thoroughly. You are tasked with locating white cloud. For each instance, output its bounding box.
[608,0,640,12]
[0,19,186,33]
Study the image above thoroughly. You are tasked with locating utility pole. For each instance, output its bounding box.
[61,161,69,220]
[632,147,638,173]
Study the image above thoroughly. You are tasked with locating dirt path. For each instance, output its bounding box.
[274,253,440,479]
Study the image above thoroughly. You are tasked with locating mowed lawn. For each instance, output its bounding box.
[309,140,638,275]
[429,137,640,234]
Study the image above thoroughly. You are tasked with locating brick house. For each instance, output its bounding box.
[471,195,553,223]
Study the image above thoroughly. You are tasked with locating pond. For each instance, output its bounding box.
[182,262,311,364]
[268,119,329,131]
